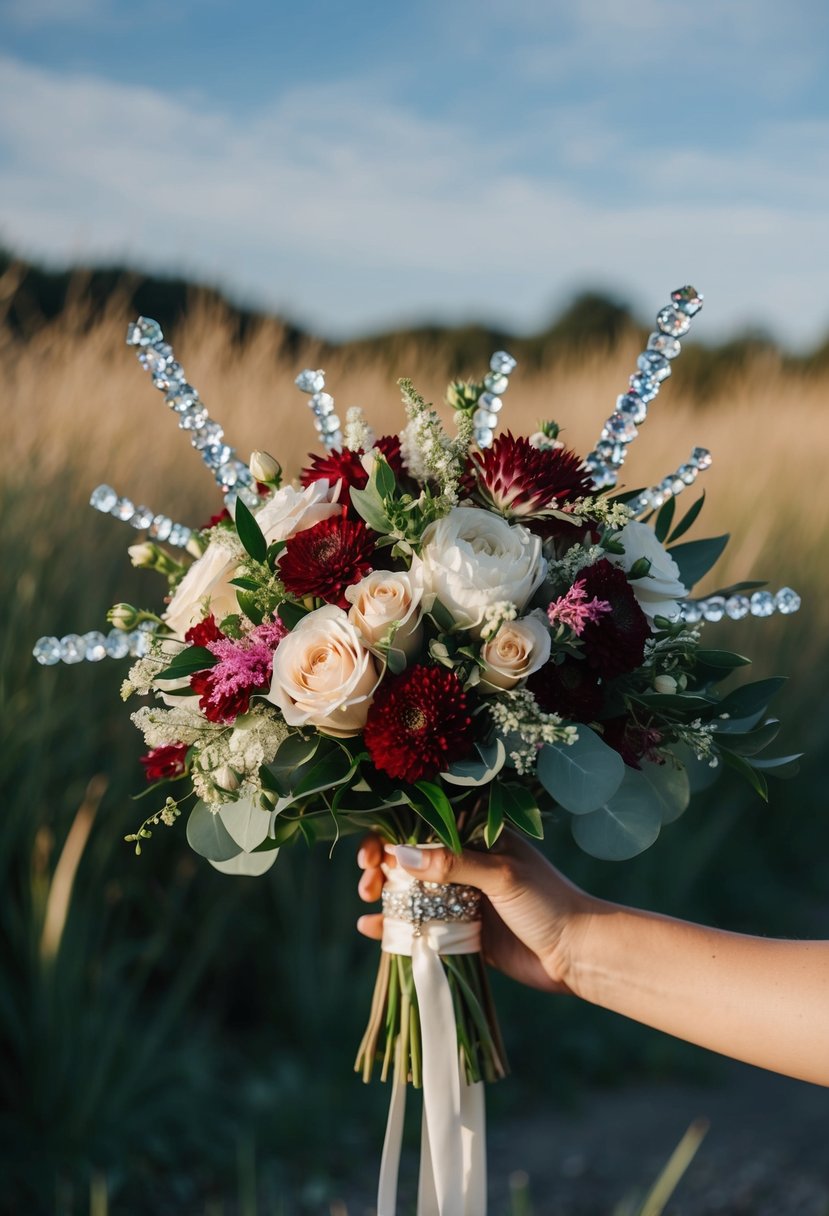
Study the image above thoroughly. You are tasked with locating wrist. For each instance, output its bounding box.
[545,892,606,998]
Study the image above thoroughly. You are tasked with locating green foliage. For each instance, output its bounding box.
[536,727,625,814]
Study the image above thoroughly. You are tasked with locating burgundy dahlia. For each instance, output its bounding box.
[466,432,593,519]
[602,717,664,769]
[364,665,474,784]
[140,743,188,783]
[280,513,375,608]
[578,559,650,679]
[300,435,404,492]
[185,614,225,647]
[527,656,604,723]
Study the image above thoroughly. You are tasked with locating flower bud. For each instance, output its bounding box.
[108,603,140,630]
[654,674,677,695]
[128,542,156,568]
[249,450,282,485]
[213,764,240,792]
[628,557,653,580]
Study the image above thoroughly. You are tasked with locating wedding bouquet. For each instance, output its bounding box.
[34,285,800,1214]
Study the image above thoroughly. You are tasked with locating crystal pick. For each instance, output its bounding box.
[89,485,193,548]
[584,286,704,492]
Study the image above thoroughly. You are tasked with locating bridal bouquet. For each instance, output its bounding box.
[34,286,800,1214]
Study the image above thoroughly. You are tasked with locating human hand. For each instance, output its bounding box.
[356,832,594,994]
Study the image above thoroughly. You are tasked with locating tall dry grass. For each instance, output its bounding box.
[5,289,827,620]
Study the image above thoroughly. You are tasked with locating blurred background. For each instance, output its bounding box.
[2,2,829,1213]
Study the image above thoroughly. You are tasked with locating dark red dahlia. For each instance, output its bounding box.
[280,513,375,608]
[300,435,404,491]
[364,665,474,784]
[200,507,232,530]
[465,432,593,519]
[527,656,604,723]
[140,743,188,782]
[185,614,225,646]
[578,559,650,679]
[602,717,664,770]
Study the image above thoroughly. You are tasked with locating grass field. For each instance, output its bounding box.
[2,289,828,1212]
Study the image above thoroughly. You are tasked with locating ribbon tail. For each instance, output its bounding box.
[417,1104,439,1216]
[461,1081,487,1215]
[377,1058,407,1216]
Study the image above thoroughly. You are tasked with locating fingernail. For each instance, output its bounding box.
[357,847,368,868]
[393,845,426,870]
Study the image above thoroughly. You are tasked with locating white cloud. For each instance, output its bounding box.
[0,54,827,347]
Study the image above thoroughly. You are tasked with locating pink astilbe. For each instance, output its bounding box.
[190,618,287,723]
[547,578,612,636]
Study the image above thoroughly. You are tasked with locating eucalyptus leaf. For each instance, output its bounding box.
[536,727,625,814]
[209,849,279,876]
[638,759,691,825]
[669,743,721,794]
[186,800,242,862]
[571,770,662,860]
[669,534,729,590]
[218,794,271,851]
[442,739,506,787]
[234,497,268,563]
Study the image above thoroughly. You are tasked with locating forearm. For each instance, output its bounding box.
[564,902,829,1086]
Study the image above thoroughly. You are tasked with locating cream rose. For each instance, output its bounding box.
[344,569,423,658]
[254,479,341,545]
[416,507,547,635]
[267,604,380,737]
[607,520,688,626]
[479,615,551,692]
[163,538,241,638]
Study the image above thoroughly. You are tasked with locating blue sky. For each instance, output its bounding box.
[2,0,829,347]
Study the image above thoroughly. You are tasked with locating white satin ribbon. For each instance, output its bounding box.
[378,916,487,1216]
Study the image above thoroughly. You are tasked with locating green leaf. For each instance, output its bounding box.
[291,745,353,799]
[669,743,721,794]
[217,794,271,851]
[639,759,691,825]
[699,579,767,599]
[667,492,705,544]
[277,601,311,630]
[571,769,662,860]
[695,649,751,670]
[235,497,268,563]
[668,534,729,590]
[186,801,242,862]
[374,454,398,499]
[261,733,320,796]
[714,718,781,757]
[229,577,262,590]
[409,781,462,853]
[442,739,506,788]
[484,784,504,848]
[426,597,456,632]
[536,727,625,814]
[720,750,768,800]
[715,677,786,720]
[493,782,544,839]
[749,753,802,778]
[385,647,407,676]
[209,850,279,877]
[349,484,391,534]
[156,645,217,680]
[236,589,264,625]
[654,496,676,543]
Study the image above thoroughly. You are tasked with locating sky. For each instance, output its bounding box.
[1,0,829,348]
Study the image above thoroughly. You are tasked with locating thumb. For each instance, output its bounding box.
[389,843,507,898]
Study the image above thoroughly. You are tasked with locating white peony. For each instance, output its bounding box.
[163,537,242,638]
[344,569,424,658]
[267,604,380,737]
[479,615,551,693]
[415,507,547,635]
[608,521,688,625]
[254,479,341,545]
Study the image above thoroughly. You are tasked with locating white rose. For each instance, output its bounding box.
[607,521,688,627]
[254,480,341,545]
[479,615,551,692]
[416,507,547,635]
[344,569,423,658]
[163,538,241,638]
[267,604,380,737]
